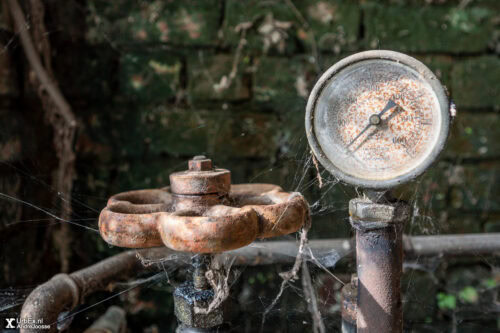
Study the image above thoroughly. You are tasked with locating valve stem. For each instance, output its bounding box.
[192,254,210,290]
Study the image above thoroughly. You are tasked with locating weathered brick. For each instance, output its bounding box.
[364,3,496,53]
[395,160,498,231]
[86,105,280,160]
[119,51,182,103]
[414,55,453,90]
[112,157,185,192]
[187,52,251,102]
[296,1,360,53]
[113,156,309,197]
[87,0,221,46]
[78,107,139,161]
[223,0,299,54]
[223,1,360,55]
[253,55,317,112]
[141,107,279,159]
[393,162,449,226]
[446,112,500,159]
[447,162,498,212]
[451,56,500,110]
[415,161,498,216]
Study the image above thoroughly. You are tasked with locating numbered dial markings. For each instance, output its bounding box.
[311,58,445,184]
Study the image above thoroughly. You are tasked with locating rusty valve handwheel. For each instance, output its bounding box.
[99,156,309,253]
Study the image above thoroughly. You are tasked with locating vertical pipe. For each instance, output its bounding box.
[356,224,403,332]
[349,196,409,333]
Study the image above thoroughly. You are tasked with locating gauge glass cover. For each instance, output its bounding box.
[306,51,450,188]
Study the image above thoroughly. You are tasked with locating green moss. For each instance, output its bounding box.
[119,51,182,103]
[87,0,221,45]
[187,52,251,103]
[364,3,495,52]
[451,57,500,110]
[446,112,500,159]
[223,0,298,54]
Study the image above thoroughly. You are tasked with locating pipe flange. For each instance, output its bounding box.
[349,198,410,231]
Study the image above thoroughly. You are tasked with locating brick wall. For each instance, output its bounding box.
[79,0,499,236]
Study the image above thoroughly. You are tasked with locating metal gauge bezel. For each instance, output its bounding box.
[305,50,450,189]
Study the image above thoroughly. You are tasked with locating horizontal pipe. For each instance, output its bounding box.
[224,233,500,265]
[20,233,500,332]
[20,250,162,333]
[402,233,500,257]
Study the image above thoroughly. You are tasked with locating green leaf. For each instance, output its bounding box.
[459,286,478,304]
[437,292,456,310]
[482,278,497,288]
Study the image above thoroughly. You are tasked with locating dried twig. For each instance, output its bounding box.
[260,208,312,332]
[301,261,326,333]
[213,28,248,93]
[194,256,236,315]
[311,152,323,188]
[283,0,320,73]
[7,0,75,126]
[7,0,76,272]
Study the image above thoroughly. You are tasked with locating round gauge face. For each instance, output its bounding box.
[306,51,450,189]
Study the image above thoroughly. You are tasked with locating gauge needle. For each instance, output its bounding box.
[376,99,397,118]
[346,99,397,149]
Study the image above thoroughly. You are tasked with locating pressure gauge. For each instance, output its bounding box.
[306,50,451,189]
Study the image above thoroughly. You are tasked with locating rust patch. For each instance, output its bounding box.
[356,225,404,333]
[98,158,309,253]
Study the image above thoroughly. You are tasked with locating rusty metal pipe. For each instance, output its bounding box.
[403,233,500,257]
[20,249,161,333]
[20,233,500,332]
[356,224,404,333]
[227,233,500,264]
[349,196,410,333]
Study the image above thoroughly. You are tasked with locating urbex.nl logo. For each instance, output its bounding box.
[5,318,15,329]
[4,317,50,330]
